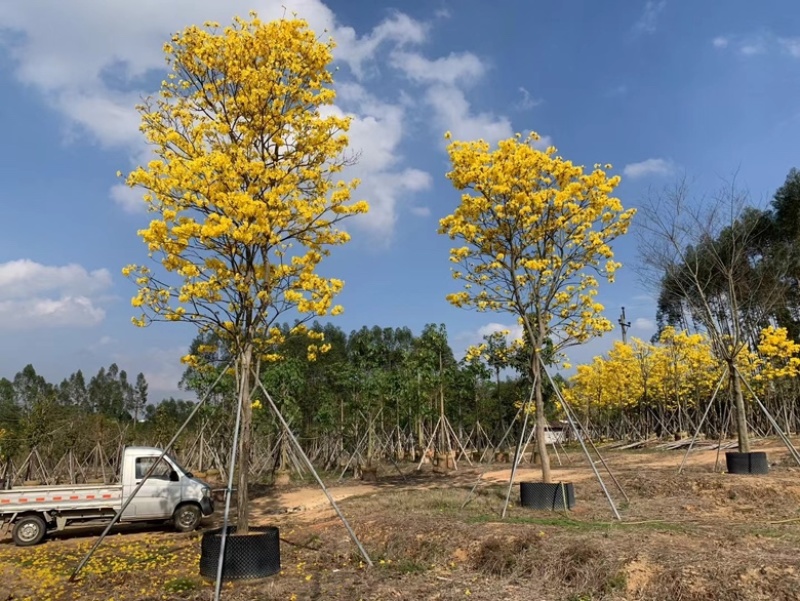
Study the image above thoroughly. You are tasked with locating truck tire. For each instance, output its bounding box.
[173,503,202,532]
[12,515,47,546]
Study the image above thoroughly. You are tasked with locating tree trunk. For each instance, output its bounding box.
[730,363,750,453]
[533,355,551,484]
[236,346,254,534]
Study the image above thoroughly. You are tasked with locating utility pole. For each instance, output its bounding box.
[618,306,631,344]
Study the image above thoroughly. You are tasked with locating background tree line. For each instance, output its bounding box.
[0,323,542,473]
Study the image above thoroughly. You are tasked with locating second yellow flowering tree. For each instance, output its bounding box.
[439,133,635,483]
[122,16,367,532]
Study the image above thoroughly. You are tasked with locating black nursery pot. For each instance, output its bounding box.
[725,451,769,475]
[520,481,575,510]
[199,525,281,581]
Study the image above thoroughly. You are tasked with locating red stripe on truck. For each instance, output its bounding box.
[35,498,45,502]
[86,495,95,500]
[53,496,62,501]
[0,499,9,504]
[69,496,79,500]
[102,494,112,499]
[18,498,27,503]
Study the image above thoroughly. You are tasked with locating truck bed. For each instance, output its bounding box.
[0,484,123,514]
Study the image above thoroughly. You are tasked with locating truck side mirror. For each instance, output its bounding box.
[169,470,180,482]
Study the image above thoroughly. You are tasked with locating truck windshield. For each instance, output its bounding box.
[167,454,189,476]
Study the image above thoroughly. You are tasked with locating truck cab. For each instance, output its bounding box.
[121,447,214,523]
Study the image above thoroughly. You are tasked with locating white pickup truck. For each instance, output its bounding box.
[0,446,214,546]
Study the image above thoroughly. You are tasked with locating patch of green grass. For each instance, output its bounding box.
[739,525,800,542]
[467,513,687,534]
[392,558,429,574]
[468,514,607,529]
[164,576,201,594]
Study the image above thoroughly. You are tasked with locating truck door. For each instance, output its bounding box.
[128,456,183,519]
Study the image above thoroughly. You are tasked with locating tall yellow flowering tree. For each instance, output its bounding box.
[650,327,721,433]
[121,15,367,533]
[440,133,635,483]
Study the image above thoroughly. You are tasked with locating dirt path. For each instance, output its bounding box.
[249,483,379,524]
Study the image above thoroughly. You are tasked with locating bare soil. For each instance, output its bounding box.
[3,439,800,600]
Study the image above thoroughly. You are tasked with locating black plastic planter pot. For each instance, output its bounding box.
[725,451,769,475]
[199,525,281,581]
[520,482,575,510]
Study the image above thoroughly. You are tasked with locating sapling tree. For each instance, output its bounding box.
[439,132,635,483]
[122,15,367,532]
[638,179,785,453]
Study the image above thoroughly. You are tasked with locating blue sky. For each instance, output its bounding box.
[0,0,799,401]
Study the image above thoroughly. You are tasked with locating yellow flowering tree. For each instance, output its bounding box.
[757,326,800,380]
[601,341,646,411]
[121,15,367,532]
[563,340,649,437]
[755,326,800,426]
[566,332,720,438]
[563,357,609,428]
[650,327,721,432]
[439,132,635,483]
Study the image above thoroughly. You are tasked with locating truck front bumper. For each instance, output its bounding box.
[201,497,214,516]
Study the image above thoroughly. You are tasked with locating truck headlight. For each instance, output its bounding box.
[202,486,211,498]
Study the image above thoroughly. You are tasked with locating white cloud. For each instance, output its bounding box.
[515,86,542,110]
[110,184,146,213]
[0,259,112,299]
[530,134,554,151]
[336,11,428,79]
[390,51,486,86]
[713,31,800,59]
[353,169,433,240]
[632,317,656,332]
[58,90,143,148]
[0,260,112,329]
[322,85,433,240]
[623,158,675,179]
[740,42,766,56]
[388,46,520,149]
[779,37,800,58]
[426,84,513,144]
[0,297,105,329]
[632,0,667,36]
[712,36,729,49]
[88,335,115,352]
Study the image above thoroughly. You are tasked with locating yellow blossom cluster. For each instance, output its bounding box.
[120,15,367,365]
[756,326,800,380]
[439,132,635,352]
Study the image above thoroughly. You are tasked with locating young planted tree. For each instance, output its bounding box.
[439,132,635,483]
[638,179,784,452]
[122,15,367,532]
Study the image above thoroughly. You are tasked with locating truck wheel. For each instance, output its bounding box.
[12,515,47,546]
[173,504,202,532]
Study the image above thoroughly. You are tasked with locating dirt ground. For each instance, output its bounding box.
[3,439,800,600]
